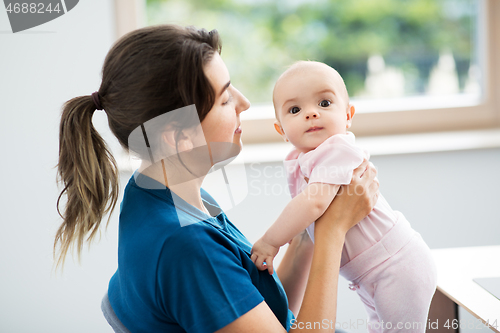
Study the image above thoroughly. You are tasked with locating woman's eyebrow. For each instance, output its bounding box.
[219,81,231,97]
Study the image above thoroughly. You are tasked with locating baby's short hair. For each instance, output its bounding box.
[272,60,349,121]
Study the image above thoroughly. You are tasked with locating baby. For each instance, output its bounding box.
[251,61,437,332]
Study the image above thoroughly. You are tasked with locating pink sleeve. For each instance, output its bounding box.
[284,150,304,198]
[300,135,365,186]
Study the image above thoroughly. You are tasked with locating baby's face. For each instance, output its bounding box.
[273,62,354,154]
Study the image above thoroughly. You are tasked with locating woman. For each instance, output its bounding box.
[55,25,379,332]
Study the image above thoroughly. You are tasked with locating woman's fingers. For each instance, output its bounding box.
[361,161,377,181]
[370,177,380,195]
[334,160,378,228]
[352,159,370,178]
[315,159,379,238]
[364,164,379,199]
[357,163,379,216]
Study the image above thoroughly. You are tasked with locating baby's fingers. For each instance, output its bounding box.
[251,253,265,269]
[253,254,268,271]
[266,257,274,275]
[250,253,257,264]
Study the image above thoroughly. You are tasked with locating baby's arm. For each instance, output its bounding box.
[251,182,340,274]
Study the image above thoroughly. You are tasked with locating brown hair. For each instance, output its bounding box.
[55,25,222,268]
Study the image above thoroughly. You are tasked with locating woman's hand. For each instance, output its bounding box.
[316,158,379,236]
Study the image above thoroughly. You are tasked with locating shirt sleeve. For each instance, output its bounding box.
[156,224,264,333]
[302,137,365,186]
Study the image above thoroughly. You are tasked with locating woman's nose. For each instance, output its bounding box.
[233,87,251,114]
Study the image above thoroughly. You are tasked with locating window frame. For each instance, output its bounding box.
[114,0,500,144]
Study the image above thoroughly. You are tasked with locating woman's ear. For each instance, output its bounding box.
[161,129,194,153]
[274,121,288,142]
[346,104,355,129]
[177,136,194,152]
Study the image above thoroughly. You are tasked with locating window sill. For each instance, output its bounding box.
[237,128,500,164]
[240,98,500,144]
[116,128,500,171]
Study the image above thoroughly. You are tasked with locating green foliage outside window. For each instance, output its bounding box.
[146,0,478,104]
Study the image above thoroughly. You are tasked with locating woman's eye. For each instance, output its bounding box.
[289,106,301,114]
[222,91,232,105]
[319,100,331,107]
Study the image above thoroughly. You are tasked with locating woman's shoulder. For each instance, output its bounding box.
[154,222,266,333]
[119,174,250,264]
[160,219,245,261]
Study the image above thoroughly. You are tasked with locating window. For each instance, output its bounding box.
[115,0,500,143]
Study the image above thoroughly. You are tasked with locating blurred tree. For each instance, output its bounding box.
[146,0,477,103]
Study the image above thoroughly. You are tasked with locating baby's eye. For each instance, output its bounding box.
[289,106,301,114]
[319,100,331,107]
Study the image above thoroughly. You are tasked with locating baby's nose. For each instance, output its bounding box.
[305,112,319,119]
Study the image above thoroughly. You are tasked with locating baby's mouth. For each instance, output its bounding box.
[306,126,323,133]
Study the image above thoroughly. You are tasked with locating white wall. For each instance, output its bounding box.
[1,2,499,332]
[222,148,500,333]
[0,1,118,332]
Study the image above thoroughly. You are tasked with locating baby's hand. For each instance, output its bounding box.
[251,238,280,275]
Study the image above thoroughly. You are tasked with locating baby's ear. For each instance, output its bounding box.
[274,121,288,142]
[346,104,355,129]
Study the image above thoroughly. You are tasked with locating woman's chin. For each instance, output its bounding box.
[232,132,243,150]
[234,137,243,150]
[208,140,241,164]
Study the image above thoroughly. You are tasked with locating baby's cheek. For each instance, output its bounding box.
[285,128,301,143]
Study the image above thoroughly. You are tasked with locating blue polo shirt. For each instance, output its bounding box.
[108,173,294,332]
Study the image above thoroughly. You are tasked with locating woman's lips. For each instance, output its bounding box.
[306,126,323,133]
[235,126,242,134]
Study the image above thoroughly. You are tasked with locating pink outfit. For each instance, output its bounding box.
[284,132,437,333]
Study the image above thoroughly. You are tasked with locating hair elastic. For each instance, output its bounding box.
[92,91,103,110]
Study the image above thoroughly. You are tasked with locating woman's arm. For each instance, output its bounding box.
[277,160,379,316]
[288,160,379,330]
[216,160,379,333]
[276,230,314,316]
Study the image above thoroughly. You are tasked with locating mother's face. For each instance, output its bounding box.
[201,52,250,163]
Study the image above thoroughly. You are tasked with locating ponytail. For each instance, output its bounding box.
[53,24,223,269]
[54,96,119,269]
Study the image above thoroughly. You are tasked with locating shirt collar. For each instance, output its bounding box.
[131,171,225,229]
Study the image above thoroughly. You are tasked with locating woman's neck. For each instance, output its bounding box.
[138,161,210,215]
[169,178,209,215]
